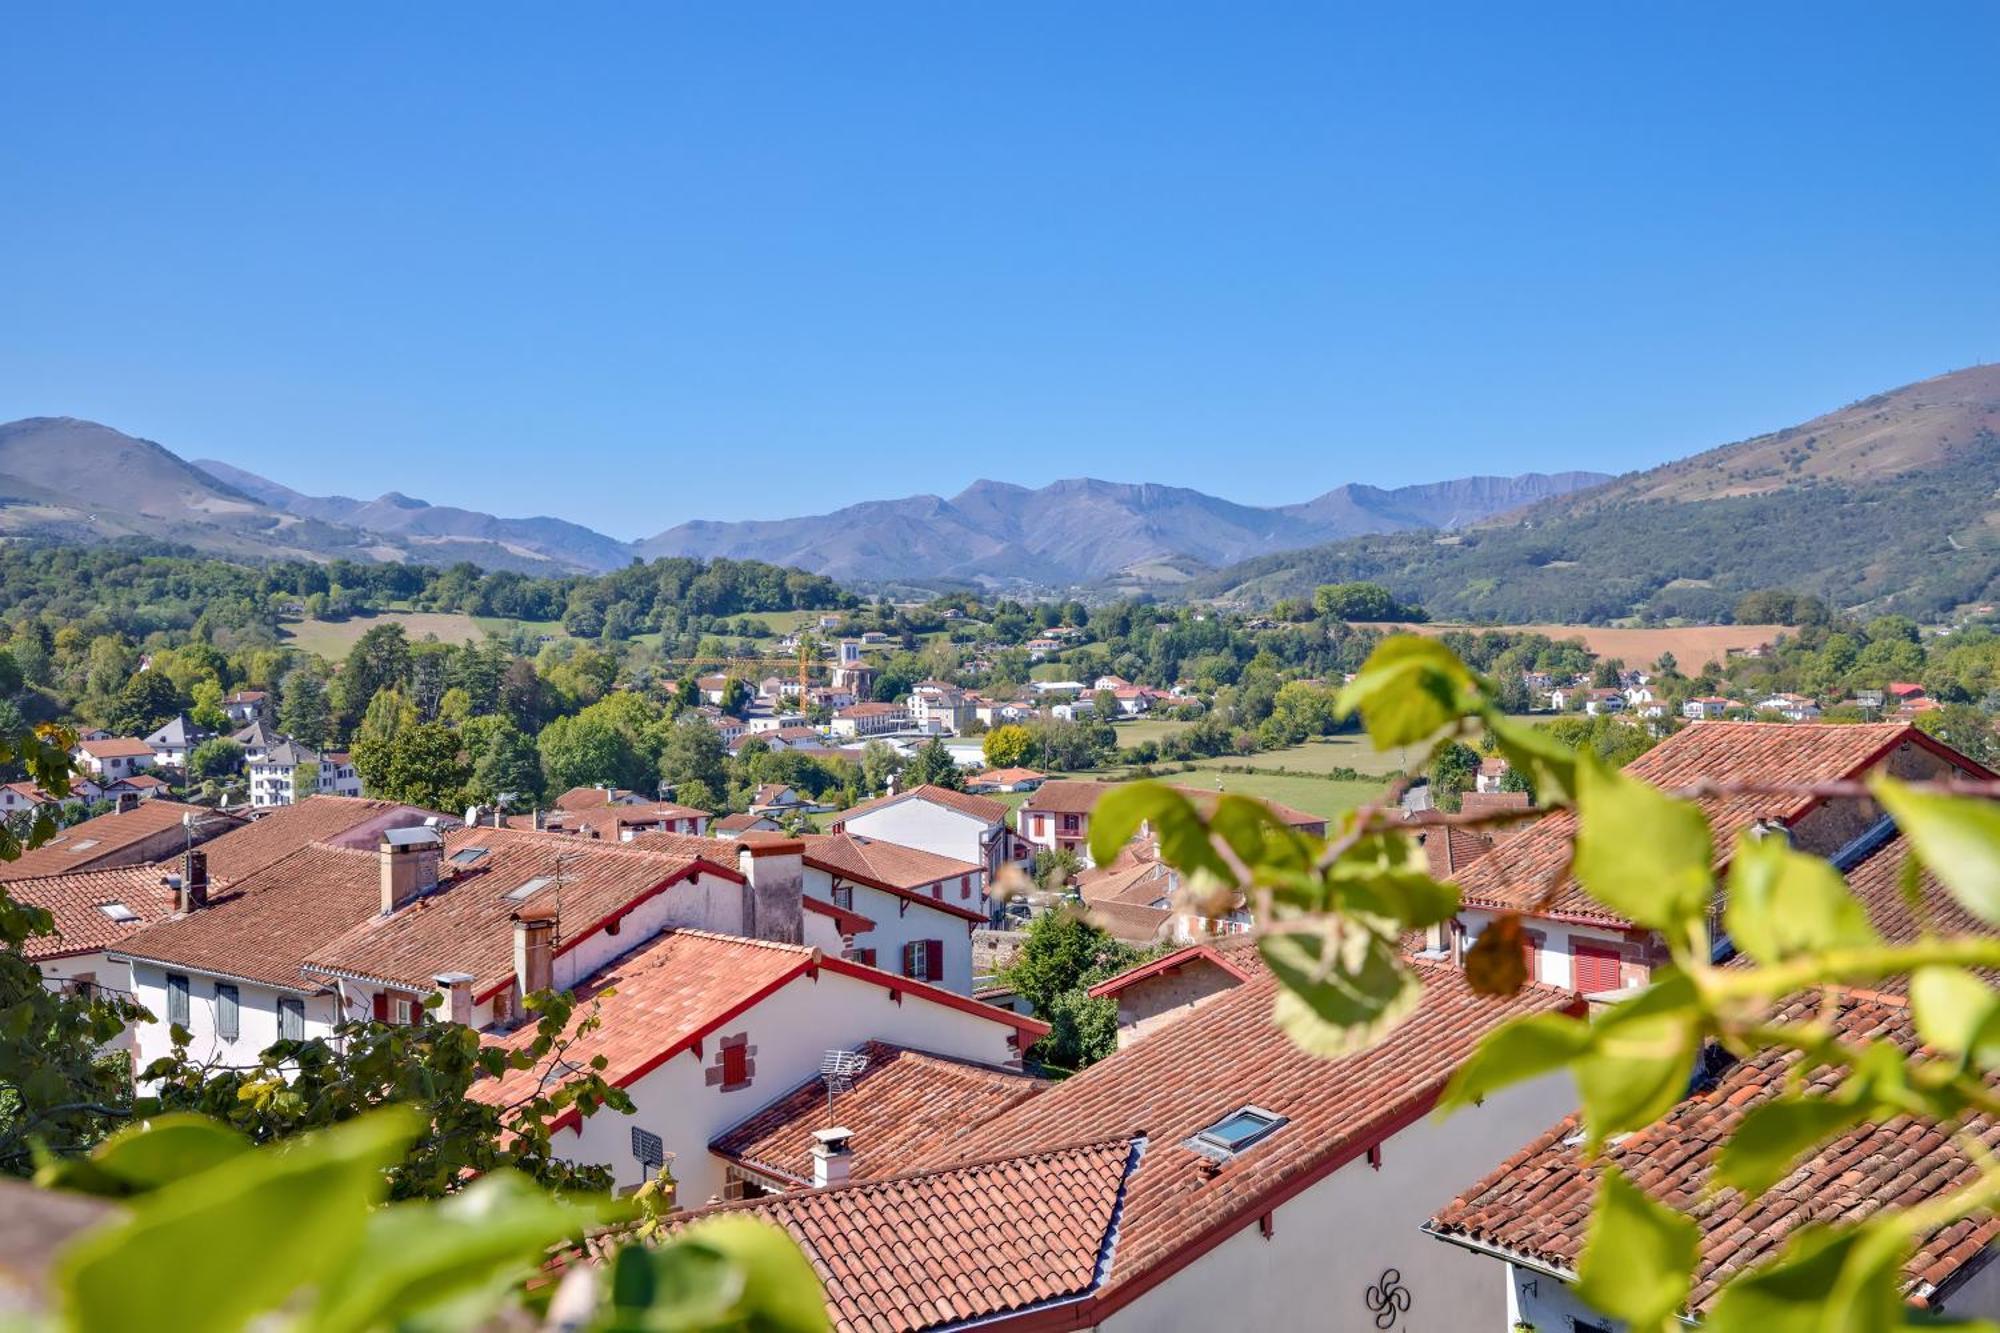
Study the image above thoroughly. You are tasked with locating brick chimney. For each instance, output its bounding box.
[179,848,208,913]
[737,839,805,944]
[432,971,475,1026]
[811,1126,854,1188]
[512,906,556,1000]
[379,828,442,915]
[115,791,139,814]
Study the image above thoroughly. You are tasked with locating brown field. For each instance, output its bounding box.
[1361,622,1788,671]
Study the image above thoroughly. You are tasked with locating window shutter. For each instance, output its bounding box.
[167,974,190,1028]
[1571,941,1622,994]
[372,992,390,1022]
[925,939,943,981]
[279,997,305,1041]
[216,984,240,1041]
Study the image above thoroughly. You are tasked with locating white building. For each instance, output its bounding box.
[72,737,157,781]
[830,784,1023,890]
[246,739,360,807]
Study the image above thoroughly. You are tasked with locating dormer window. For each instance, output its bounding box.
[1191,1105,1285,1158]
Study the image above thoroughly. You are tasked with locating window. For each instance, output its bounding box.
[960,875,972,900]
[831,884,853,911]
[278,996,306,1042]
[1571,940,1623,994]
[902,939,942,982]
[449,847,490,866]
[504,876,554,901]
[166,973,190,1028]
[721,1043,749,1087]
[215,984,240,1041]
[1061,814,1080,833]
[1192,1105,1286,1157]
[97,901,139,923]
[848,947,877,968]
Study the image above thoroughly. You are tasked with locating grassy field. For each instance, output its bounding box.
[1359,621,1788,673]
[1128,769,1384,821]
[281,611,501,657]
[1112,717,1196,750]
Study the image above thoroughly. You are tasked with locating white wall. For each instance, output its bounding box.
[1505,1262,1617,1332]
[840,799,1003,901]
[126,960,340,1073]
[812,874,975,994]
[553,965,1026,1203]
[1096,1071,1581,1333]
[1458,909,1632,991]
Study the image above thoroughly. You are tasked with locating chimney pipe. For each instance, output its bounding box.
[811,1127,853,1188]
[512,907,556,1000]
[379,829,442,915]
[179,849,208,912]
[115,791,139,814]
[432,971,475,1026]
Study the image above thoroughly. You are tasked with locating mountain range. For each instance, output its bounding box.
[0,416,1609,587]
[1192,363,2000,621]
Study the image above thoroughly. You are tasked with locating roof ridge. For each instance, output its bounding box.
[669,926,815,955]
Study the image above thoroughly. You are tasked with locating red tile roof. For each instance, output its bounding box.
[803,894,875,937]
[1452,722,1981,927]
[2,801,226,881]
[471,930,1047,1118]
[194,796,442,886]
[9,864,177,961]
[831,784,1009,829]
[792,834,987,922]
[677,1137,1141,1333]
[305,826,738,996]
[969,767,1046,785]
[1085,940,1255,1000]
[922,960,1580,1317]
[116,842,383,990]
[77,737,154,759]
[1427,991,1999,1313]
[709,1041,1043,1187]
[1021,779,1325,830]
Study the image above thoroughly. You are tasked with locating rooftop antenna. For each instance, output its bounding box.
[819,1048,869,1121]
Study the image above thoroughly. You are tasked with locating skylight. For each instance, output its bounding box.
[503,876,554,901]
[1191,1105,1285,1157]
[449,848,490,866]
[69,839,100,852]
[96,901,140,923]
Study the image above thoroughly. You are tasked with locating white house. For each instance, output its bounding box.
[72,737,157,781]
[830,784,1022,890]
[830,703,908,738]
[246,740,359,807]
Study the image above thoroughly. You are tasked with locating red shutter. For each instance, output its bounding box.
[372,992,389,1022]
[925,939,943,981]
[1571,941,1622,994]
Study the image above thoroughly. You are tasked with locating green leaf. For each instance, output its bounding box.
[309,1171,618,1333]
[58,1108,421,1333]
[1723,833,1881,965]
[1334,635,1486,751]
[604,1237,748,1328]
[1575,973,1704,1149]
[1086,782,1232,882]
[1713,1096,1869,1199]
[1204,794,1315,876]
[36,1113,251,1198]
[1872,778,2000,926]
[1576,1169,1699,1332]
[1260,927,1424,1057]
[1485,713,1581,805]
[671,1215,832,1333]
[1705,1222,1908,1333]
[1438,1012,1590,1111]
[1572,757,1714,934]
[1909,966,2000,1069]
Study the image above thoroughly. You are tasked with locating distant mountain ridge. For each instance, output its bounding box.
[0,415,1608,587]
[637,471,1609,588]
[1192,364,2000,621]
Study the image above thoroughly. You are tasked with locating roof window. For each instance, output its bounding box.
[1190,1105,1286,1158]
[503,876,554,901]
[69,839,100,852]
[97,901,139,923]
[449,847,490,866]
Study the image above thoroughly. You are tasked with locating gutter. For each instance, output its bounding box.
[1420,1226,1701,1329]
[108,951,326,997]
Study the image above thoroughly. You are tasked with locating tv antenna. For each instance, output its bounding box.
[819,1048,869,1120]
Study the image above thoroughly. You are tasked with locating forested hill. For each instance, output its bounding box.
[1194,366,2000,622]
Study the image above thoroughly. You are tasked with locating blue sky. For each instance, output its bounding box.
[4,4,1996,539]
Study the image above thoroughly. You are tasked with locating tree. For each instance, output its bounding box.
[335,623,411,735]
[1000,909,1139,1017]
[903,737,964,791]
[1030,847,1081,889]
[1915,702,2000,770]
[189,678,230,733]
[189,736,245,780]
[659,716,728,799]
[108,671,182,736]
[371,721,471,812]
[467,718,543,806]
[1427,739,1479,813]
[1313,581,1418,623]
[860,740,905,795]
[983,724,1033,770]
[537,711,633,795]
[278,671,332,749]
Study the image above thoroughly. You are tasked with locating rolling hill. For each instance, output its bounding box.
[1193,365,2000,621]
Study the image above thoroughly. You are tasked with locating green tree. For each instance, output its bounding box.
[903,737,964,791]
[189,679,230,733]
[335,623,412,736]
[860,739,905,794]
[188,737,245,781]
[1427,739,1479,813]
[1313,581,1416,623]
[1914,702,2000,770]
[1000,909,1139,1016]
[372,721,471,812]
[538,711,634,795]
[467,718,543,807]
[659,716,728,798]
[108,671,182,736]
[279,671,333,749]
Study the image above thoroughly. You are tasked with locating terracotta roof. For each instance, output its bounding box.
[1428,992,1999,1312]
[710,1042,1044,1187]
[1085,941,1256,1000]
[803,894,876,937]
[194,797,442,886]
[1417,822,1498,879]
[552,786,641,812]
[566,801,710,839]
[831,784,1009,829]
[115,842,382,990]
[713,813,778,833]
[1022,779,1324,830]
[471,930,1046,1117]
[2,801,223,881]
[908,961,1580,1317]
[77,737,154,759]
[1077,858,1175,909]
[677,1137,1140,1333]
[1082,898,1174,943]
[106,774,170,791]
[305,826,738,996]
[1,782,56,805]
[968,767,1045,785]
[1452,722,1980,927]
[795,835,986,921]
[1459,790,1532,818]
[9,864,177,962]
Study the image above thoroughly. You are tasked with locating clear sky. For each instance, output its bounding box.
[4,3,1997,539]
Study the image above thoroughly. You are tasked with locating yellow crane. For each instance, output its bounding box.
[661,634,824,699]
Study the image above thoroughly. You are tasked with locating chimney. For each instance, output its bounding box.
[811,1127,854,1188]
[179,849,208,912]
[512,906,556,999]
[115,791,139,814]
[737,839,805,944]
[379,828,443,915]
[433,971,475,1026]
